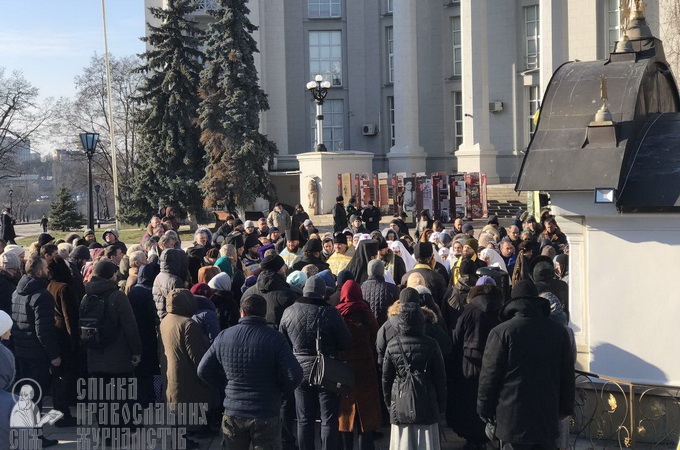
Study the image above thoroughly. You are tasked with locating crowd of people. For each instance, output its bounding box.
[0,203,575,450]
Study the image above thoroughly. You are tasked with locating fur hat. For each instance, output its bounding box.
[511,280,538,299]
[261,254,285,272]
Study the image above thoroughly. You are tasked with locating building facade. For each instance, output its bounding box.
[144,0,677,183]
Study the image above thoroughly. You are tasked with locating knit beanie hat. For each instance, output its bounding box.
[261,254,285,272]
[476,275,497,286]
[92,260,118,280]
[303,275,326,299]
[399,287,421,304]
[317,269,335,288]
[304,239,322,253]
[286,271,307,289]
[0,252,20,270]
[0,310,12,336]
[70,245,91,261]
[367,259,385,277]
[464,238,479,252]
[208,272,232,292]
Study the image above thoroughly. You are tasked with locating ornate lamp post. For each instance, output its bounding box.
[8,189,12,214]
[80,132,100,230]
[306,75,332,152]
[94,184,101,228]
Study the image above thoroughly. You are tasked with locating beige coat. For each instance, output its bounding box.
[159,289,215,408]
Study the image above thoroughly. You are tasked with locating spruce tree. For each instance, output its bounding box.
[120,0,205,225]
[49,186,85,231]
[199,0,278,211]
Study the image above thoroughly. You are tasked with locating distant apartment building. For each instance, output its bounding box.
[144,0,678,183]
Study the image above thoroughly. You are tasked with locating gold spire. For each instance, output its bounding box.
[631,0,646,20]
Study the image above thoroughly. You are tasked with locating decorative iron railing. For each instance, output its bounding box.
[571,370,680,449]
[195,0,218,11]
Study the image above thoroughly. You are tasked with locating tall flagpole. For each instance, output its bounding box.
[101,0,120,230]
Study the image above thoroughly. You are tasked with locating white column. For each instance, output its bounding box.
[387,0,427,174]
[539,0,568,98]
[456,0,499,183]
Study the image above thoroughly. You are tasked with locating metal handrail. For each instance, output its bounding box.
[571,370,680,449]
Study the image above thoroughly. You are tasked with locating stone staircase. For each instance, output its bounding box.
[486,183,527,219]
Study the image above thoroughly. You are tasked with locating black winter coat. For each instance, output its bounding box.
[279,297,352,381]
[382,329,446,425]
[376,301,451,367]
[0,271,18,315]
[211,290,240,330]
[11,275,59,360]
[291,254,329,273]
[362,207,382,232]
[361,276,398,325]
[333,203,348,232]
[198,316,303,420]
[127,283,160,377]
[447,284,503,440]
[243,270,299,328]
[477,296,575,446]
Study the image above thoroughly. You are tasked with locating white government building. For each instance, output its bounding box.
[144,0,679,183]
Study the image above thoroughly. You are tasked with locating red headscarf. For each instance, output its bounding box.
[190,282,214,299]
[336,280,371,317]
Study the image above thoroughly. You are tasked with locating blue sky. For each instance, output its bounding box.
[0,0,146,99]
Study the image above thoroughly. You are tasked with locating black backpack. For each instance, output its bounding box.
[393,337,432,424]
[79,291,119,349]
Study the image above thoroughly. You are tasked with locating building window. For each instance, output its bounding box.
[308,0,341,18]
[606,0,620,53]
[524,5,540,69]
[453,91,463,150]
[388,96,396,147]
[526,85,540,145]
[386,26,394,83]
[386,0,393,14]
[452,16,462,77]
[309,31,342,86]
[311,99,344,151]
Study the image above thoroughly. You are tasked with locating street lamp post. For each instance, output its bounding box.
[8,189,12,214]
[80,132,100,230]
[306,75,332,152]
[94,184,101,228]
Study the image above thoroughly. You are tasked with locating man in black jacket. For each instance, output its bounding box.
[11,257,60,446]
[401,242,447,307]
[242,255,299,328]
[332,196,348,233]
[361,200,382,232]
[198,295,303,450]
[477,280,574,449]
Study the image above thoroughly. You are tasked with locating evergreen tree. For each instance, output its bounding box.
[49,186,85,231]
[120,0,205,225]
[199,0,278,211]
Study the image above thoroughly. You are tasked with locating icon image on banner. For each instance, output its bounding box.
[10,378,63,428]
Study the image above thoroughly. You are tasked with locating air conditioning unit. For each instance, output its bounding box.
[362,124,378,136]
[489,101,503,113]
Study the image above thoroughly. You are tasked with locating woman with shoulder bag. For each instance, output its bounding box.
[382,302,446,450]
[280,275,353,450]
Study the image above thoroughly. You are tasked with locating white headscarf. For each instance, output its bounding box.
[208,272,232,292]
[480,248,507,272]
[389,240,416,272]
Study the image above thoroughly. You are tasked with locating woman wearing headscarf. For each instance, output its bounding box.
[479,248,508,273]
[382,302,446,449]
[382,227,398,243]
[207,272,239,330]
[336,280,382,450]
[344,239,379,284]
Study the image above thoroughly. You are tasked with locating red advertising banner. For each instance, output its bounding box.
[415,176,425,217]
[378,172,389,214]
[450,174,466,219]
[431,175,441,221]
[392,173,405,216]
[359,174,371,208]
[372,174,379,205]
[354,174,360,204]
[337,174,342,197]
